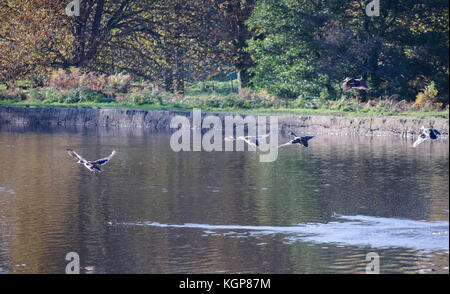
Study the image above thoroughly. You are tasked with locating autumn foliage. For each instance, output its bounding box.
[0,0,448,106]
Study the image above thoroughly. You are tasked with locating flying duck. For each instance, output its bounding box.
[342,76,371,92]
[279,130,314,148]
[413,127,441,148]
[225,134,269,150]
[67,149,116,172]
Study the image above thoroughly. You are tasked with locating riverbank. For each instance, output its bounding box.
[0,105,448,137]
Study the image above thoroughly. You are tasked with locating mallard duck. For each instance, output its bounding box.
[67,149,116,172]
[225,134,269,150]
[279,130,314,148]
[342,76,371,92]
[413,126,441,148]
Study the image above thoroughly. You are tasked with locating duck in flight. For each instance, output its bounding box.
[225,134,269,150]
[279,130,314,148]
[342,76,371,92]
[413,126,441,148]
[67,149,116,172]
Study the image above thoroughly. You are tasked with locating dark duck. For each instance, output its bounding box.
[279,130,315,148]
[67,149,116,172]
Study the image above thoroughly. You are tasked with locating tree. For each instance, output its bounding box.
[0,0,68,86]
[246,0,449,104]
[0,0,153,85]
[216,0,257,91]
[95,0,235,94]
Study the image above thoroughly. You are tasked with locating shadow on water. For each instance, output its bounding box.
[0,125,448,273]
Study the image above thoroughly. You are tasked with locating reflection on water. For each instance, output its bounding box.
[0,126,448,274]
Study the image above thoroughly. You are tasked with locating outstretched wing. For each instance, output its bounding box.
[429,129,441,139]
[244,134,270,140]
[244,134,270,148]
[299,136,314,147]
[413,135,428,148]
[342,77,355,91]
[342,77,370,91]
[238,136,261,150]
[67,149,87,163]
[90,150,116,165]
[278,140,295,148]
[288,130,298,138]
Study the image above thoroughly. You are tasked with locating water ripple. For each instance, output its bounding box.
[109,214,449,251]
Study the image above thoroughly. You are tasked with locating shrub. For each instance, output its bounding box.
[220,96,236,108]
[64,89,80,103]
[135,92,153,105]
[86,73,108,92]
[108,73,132,93]
[2,88,27,101]
[414,81,439,109]
[186,79,238,96]
[27,88,44,101]
[49,69,109,93]
[49,67,80,90]
[94,96,115,103]
[0,89,10,100]
[40,87,64,102]
[124,90,170,105]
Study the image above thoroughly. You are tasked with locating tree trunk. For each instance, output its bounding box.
[237,69,251,92]
[174,50,185,95]
[163,68,174,93]
[175,77,184,95]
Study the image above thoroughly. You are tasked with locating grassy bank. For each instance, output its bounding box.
[1,78,448,120]
[1,98,448,120]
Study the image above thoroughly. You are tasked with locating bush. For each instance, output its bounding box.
[108,73,132,93]
[27,88,44,101]
[49,68,116,94]
[122,90,170,105]
[0,89,9,100]
[1,88,27,101]
[86,73,108,92]
[40,87,63,102]
[186,79,238,96]
[64,89,80,103]
[220,96,237,108]
[414,81,440,109]
[49,67,80,90]
[94,96,115,103]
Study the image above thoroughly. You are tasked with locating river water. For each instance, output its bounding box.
[0,126,448,274]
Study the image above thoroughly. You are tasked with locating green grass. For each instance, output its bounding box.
[1,98,448,120]
[1,79,448,120]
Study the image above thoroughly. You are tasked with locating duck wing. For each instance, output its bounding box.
[429,129,440,139]
[300,136,314,147]
[278,140,296,148]
[67,149,87,163]
[342,77,355,91]
[243,134,270,139]
[238,136,261,150]
[288,130,298,138]
[413,135,428,147]
[90,150,116,165]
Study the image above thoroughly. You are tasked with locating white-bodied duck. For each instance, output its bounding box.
[413,126,441,148]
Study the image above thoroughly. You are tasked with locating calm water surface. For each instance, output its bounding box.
[0,126,448,274]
